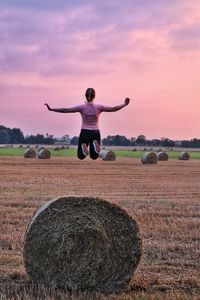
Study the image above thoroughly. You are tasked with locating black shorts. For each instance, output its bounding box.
[77,129,101,160]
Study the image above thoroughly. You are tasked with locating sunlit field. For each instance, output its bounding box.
[0,152,199,299]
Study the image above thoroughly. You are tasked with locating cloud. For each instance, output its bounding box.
[1,0,193,78]
[169,23,200,51]
[0,7,141,76]
[0,0,84,11]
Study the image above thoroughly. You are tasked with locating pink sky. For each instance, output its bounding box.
[0,0,200,140]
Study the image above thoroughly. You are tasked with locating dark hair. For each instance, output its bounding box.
[85,88,95,101]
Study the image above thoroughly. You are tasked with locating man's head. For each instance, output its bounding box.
[85,88,95,102]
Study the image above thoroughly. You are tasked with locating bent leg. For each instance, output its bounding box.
[77,130,89,160]
[77,144,87,160]
[89,130,101,160]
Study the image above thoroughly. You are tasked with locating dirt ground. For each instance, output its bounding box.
[0,156,199,299]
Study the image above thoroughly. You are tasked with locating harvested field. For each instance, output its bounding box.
[0,156,200,299]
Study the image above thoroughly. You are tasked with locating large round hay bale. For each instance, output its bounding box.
[24,196,142,294]
[156,152,169,161]
[24,149,36,158]
[37,149,51,159]
[141,152,157,164]
[99,150,116,161]
[179,152,190,160]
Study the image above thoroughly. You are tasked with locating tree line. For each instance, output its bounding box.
[0,125,200,148]
[0,125,54,145]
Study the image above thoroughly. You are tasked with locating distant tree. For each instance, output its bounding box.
[10,128,25,144]
[112,135,131,146]
[0,129,10,144]
[145,139,153,146]
[0,125,25,144]
[70,136,79,145]
[190,138,200,148]
[25,134,54,144]
[181,140,190,148]
[130,137,136,146]
[150,139,161,146]
[0,125,8,131]
[135,135,146,146]
[102,135,113,146]
[102,135,131,146]
[161,138,175,147]
[44,134,54,144]
[60,134,70,144]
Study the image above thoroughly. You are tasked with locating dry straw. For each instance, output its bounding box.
[99,150,116,161]
[141,152,157,164]
[156,152,169,161]
[24,149,36,158]
[37,149,51,159]
[179,151,190,160]
[24,196,142,294]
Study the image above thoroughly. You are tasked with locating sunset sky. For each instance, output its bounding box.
[1,0,200,140]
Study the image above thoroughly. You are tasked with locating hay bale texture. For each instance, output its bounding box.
[37,149,51,159]
[179,151,190,160]
[156,152,169,161]
[141,152,157,164]
[24,149,36,158]
[24,196,142,294]
[99,150,116,161]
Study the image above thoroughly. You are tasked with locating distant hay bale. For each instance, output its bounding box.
[23,196,142,294]
[141,152,157,164]
[24,149,36,159]
[179,152,190,160]
[99,150,116,161]
[54,147,60,151]
[156,152,169,161]
[37,149,51,159]
[38,146,45,151]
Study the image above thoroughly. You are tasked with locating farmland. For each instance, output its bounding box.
[0,154,200,299]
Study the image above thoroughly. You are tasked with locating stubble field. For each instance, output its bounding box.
[0,156,199,299]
